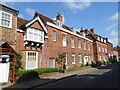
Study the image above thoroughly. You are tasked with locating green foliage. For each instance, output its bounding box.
[91,61,98,67]
[16,68,59,77]
[16,53,23,70]
[63,62,66,70]
[80,64,85,67]
[14,53,24,76]
[56,53,66,70]
[99,60,104,64]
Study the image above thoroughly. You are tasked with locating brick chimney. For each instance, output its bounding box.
[106,38,108,42]
[56,12,63,22]
[90,28,94,33]
[80,27,84,32]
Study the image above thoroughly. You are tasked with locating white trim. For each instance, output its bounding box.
[0,10,12,29]
[72,54,75,64]
[47,22,93,42]
[26,51,38,70]
[79,54,82,63]
[25,16,48,33]
[17,29,25,33]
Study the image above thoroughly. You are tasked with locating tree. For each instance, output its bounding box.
[56,53,66,70]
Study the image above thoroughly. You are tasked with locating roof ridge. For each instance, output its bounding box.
[17,17,29,22]
[36,12,54,21]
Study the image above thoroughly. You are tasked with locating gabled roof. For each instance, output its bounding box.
[17,17,29,29]
[0,42,17,55]
[34,12,72,32]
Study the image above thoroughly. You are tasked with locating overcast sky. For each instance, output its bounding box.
[1,1,119,47]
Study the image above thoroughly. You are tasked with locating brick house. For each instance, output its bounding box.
[0,4,114,83]
[81,28,114,61]
[16,12,94,69]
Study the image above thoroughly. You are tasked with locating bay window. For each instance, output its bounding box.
[25,27,44,43]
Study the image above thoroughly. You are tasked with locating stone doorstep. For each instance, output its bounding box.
[1,82,13,89]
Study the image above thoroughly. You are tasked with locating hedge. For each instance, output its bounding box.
[15,68,59,77]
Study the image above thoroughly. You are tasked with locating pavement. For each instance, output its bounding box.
[2,65,109,89]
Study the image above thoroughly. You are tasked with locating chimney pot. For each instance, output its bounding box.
[90,28,94,33]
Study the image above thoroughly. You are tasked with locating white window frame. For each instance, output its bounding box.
[72,54,75,64]
[84,41,87,50]
[62,34,67,47]
[97,37,100,41]
[102,48,104,52]
[104,39,106,43]
[63,53,67,65]
[52,30,56,42]
[99,47,101,52]
[71,37,75,48]
[26,51,38,70]
[49,58,55,68]
[0,10,12,28]
[25,27,44,43]
[88,43,90,51]
[101,38,103,42]
[78,39,81,48]
[79,54,82,63]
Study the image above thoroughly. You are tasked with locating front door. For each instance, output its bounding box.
[0,55,9,83]
[49,58,55,68]
[84,55,88,65]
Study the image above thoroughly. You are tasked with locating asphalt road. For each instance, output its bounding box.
[31,62,120,88]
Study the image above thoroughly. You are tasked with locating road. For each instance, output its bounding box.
[31,62,120,88]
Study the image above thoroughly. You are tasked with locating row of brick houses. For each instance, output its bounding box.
[0,4,117,83]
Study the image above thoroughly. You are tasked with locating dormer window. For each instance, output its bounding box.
[97,37,100,41]
[104,39,106,43]
[0,11,12,28]
[54,20,63,27]
[101,38,103,42]
[71,27,76,33]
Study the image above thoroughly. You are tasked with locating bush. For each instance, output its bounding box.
[91,61,97,67]
[80,64,85,67]
[16,68,59,77]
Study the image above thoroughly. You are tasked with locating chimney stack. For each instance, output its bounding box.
[90,28,94,33]
[56,12,63,22]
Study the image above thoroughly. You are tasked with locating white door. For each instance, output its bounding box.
[84,55,88,65]
[0,55,9,83]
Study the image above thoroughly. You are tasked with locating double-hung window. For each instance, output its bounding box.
[0,11,12,28]
[62,34,67,46]
[79,54,82,63]
[72,54,75,64]
[99,47,101,52]
[52,30,56,42]
[84,41,87,50]
[88,43,90,51]
[63,53,67,65]
[78,39,81,48]
[71,37,75,48]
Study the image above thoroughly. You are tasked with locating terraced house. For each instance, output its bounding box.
[0,4,114,83]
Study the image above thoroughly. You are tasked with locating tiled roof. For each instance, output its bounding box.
[34,12,72,31]
[17,17,29,29]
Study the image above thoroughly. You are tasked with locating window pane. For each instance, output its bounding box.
[52,31,56,41]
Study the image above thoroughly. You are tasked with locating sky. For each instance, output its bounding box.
[1,1,119,47]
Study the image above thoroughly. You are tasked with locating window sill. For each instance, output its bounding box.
[0,25,12,29]
[72,62,75,64]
